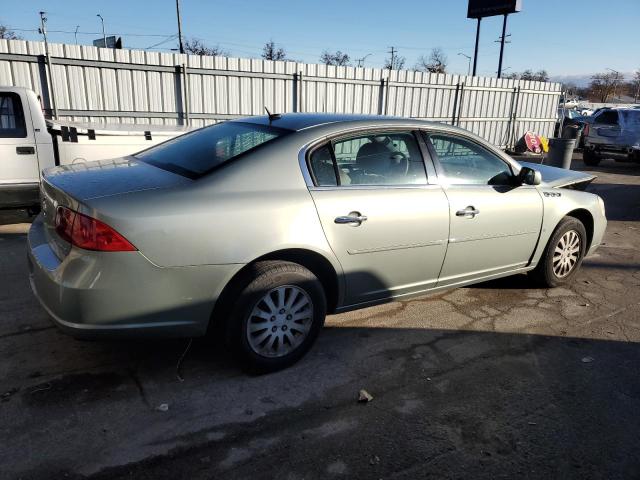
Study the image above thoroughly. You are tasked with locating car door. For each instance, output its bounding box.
[306,130,450,307]
[424,131,543,287]
[0,91,39,187]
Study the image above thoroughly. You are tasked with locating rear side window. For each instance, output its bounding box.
[136,121,291,178]
[309,145,338,186]
[594,111,618,125]
[620,110,640,127]
[0,93,27,138]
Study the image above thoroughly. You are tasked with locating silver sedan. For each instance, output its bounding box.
[28,114,607,371]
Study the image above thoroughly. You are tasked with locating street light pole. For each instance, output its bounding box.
[96,14,106,47]
[74,25,80,45]
[176,0,185,54]
[458,52,471,76]
[357,53,372,68]
[472,17,481,76]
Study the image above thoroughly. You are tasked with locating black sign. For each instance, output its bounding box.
[467,0,522,18]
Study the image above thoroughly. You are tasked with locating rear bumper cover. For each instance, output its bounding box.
[28,214,241,338]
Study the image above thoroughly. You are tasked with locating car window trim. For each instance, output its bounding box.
[421,130,516,186]
[305,128,430,189]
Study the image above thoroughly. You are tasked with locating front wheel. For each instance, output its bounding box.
[529,217,587,288]
[225,261,326,372]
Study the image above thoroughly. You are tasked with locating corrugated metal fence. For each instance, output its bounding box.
[0,39,561,148]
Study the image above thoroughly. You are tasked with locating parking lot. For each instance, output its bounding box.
[1,155,640,479]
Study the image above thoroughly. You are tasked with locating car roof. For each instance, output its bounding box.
[235,113,439,132]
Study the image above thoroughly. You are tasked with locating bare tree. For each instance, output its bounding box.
[415,47,448,74]
[562,82,579,97]
[384,54,405,71]
[508,69,549,82]
[0,23,21,40]
[262,40,287,61]
[184,38,229,57]
[319,50,350,66]
[589,72,619,102]
[534,69,549,82]
[630,70,640,103]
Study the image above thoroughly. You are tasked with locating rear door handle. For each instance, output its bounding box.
[456,206,480,218]
[335,212,368,226]
[16,146,35,155]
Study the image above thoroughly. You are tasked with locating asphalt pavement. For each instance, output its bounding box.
[1,154,639,479]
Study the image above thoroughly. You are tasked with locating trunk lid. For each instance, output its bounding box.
[519,161,596,190]
[42,156,192,202]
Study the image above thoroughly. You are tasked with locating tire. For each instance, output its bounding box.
[224,261,326,372]
[582,149,601,166]
[529,217,587,288]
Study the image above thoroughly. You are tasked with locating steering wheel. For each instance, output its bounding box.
[389,151,409,176]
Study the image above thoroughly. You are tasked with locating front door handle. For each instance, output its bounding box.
[16,146,35,155]
[335,212,368,226]
[456,206,480,218]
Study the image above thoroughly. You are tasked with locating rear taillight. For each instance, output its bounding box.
[583,124,590,137]
[54,206,136,252]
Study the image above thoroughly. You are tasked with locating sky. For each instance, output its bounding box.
[2,0,639,81]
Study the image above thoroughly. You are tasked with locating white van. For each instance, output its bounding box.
[0,87,190,209]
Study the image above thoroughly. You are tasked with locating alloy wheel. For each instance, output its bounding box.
[553,230,581,278]
[246,285,314,358]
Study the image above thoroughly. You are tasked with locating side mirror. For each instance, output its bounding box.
[518,166,542,186]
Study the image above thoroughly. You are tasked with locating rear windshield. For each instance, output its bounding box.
[135,121,291,178]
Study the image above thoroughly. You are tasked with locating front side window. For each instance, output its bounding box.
[0,93,27,138]
[331,131,427,186]
[136,121,291,178]
[428,133,513,185]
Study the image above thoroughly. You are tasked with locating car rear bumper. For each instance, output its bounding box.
[27,214,241,338]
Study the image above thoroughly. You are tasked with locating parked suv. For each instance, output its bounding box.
[583,108,640,166]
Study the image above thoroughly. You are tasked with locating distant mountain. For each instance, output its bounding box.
[550,72,635,87]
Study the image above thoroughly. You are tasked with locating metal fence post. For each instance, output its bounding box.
[174,65,185,125]
[182,63,190,126]
[293,72,298,113]
[451,83,461,125]
[298,71,303,113]
[36,54,55,119]
[505,86,518,149]
[456,82,465,126]
[378,78,385,115]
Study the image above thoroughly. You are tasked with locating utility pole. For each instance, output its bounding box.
[472,17,481,76]
[458,52,471,76]
[96,14,106,46]
[496,14,511,78]
[384,47,397,115]
[38,11,57,118]
[176,0,185,54]
[388,46,397,70]
[74,25,80,45]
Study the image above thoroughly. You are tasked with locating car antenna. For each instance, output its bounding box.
[264,106,281,122]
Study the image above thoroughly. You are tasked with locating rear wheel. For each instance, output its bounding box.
[225,261,326,372]
[582,149,601,166]
[529,217,587,288]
